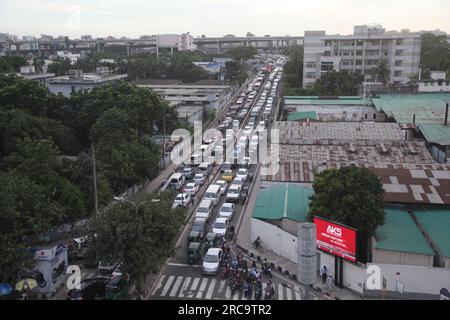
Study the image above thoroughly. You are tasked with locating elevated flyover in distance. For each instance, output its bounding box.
[194,35,304,54]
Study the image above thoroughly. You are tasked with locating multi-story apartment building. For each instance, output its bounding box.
[303,25,422,88]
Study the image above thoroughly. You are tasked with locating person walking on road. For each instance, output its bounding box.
[321,265,328,285]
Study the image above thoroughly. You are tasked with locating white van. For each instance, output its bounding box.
[169,173,185,190]
[198,162,212,176]
[204,185,221,206]
[195,199,214,220]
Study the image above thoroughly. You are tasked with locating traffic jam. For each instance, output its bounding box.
[162,55,287,300]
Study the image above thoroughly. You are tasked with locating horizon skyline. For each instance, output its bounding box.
[1,0,450,39]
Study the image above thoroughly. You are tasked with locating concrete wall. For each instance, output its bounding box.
[418,81,450,92]
[285,104,386,122]
[319,251,450,297]
[373,248,434,267]
[251,218,298,263]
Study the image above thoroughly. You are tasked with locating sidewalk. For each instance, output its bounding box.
[235,173,361,301]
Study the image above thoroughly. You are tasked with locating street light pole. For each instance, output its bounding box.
[92,145,99,215]
[163,105,167,169]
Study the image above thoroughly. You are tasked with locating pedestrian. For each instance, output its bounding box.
[321,265,328,285]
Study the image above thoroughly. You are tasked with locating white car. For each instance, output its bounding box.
[219,203,235,220]
[202,248,222,275]
[236,168,249,181]
[193,173,206,186]
[226,184,241,203]
[172,193,192,208]
[213,180,228,195]
[212,217,229,238]
[183,183,199,196]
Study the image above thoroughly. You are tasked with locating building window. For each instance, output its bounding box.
[324,51,331,57]
[396,39,403,46]
[394,71,402,77]
[395,50,403,56]
[355,60,362,66]
[373,114,377,120]
[395,60,402,66]
[321,61,334,72]
[365,114,368,119]
[357,40,364,46]
[356,50,363,56]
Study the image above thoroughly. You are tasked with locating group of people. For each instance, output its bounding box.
[320,265,335,294]
[219,241,275,300]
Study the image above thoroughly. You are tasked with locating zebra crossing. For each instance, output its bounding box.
[152,275,305,300]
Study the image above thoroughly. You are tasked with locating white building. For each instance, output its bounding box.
[56,51,81,65]
[156,33,196,53]
[418,71,450,93]
[303,25,421,88]
[46,68,127,97]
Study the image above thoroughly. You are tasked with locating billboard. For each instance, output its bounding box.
[314,216,357,263]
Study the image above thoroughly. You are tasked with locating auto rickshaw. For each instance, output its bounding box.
[188,230,201,245]
[187,242,204,265]
[205,232,218,250]
[105,275,129,300]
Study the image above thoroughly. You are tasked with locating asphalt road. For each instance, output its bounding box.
[150,61,293,301]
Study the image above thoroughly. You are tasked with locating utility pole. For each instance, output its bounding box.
[163,105,167,169]
[91,145,99,215]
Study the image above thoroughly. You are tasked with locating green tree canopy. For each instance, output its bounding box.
[311,70,364,96]
[0,170,51,282]
[284,45,304,88]
[87,192,184,292]
[227,46,257,64]
[307,166,385,262]
[420,33,450,78]
[369,59,390,84]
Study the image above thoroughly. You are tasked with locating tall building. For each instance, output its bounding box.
[303,25,422,88]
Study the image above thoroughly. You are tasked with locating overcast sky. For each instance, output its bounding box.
[1,0,449,38]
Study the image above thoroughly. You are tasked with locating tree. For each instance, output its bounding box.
[369,59,390,84]
[0,170,52,282]
[284,45,304,88]
[312,70,364,96]
[87,192,184,294]
[227,46,257,65]
[307,166,385,262]
[0,56,27,73]
[420,33,450,78]
[47,58,73,77]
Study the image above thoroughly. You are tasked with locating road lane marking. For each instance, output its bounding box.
[186,278,200,298]
[225,285,231,299]
[205,279,216,299]
[196,278,208,299]
[169,276,183,297]
[294,286,302,300]
[161,276,174,296]
[217,280,226,295]
[168,263,201,268]
[287,287,294,300]
[151,275,166,296]
[178,277,192,298]
[278,284,283,300]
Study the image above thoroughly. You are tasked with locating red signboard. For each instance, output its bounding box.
[314,217,357,263]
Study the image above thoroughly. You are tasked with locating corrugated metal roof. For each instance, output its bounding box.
[287,111,318,121]
[252,183,313,222]
[375,208,434,256]
[418,124,450,146]
[372,93,450,125]
[285,96,370,106]
[414,208,450,258]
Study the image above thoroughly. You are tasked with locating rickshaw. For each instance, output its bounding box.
[205,232,218,250]
[188,230,201,245]
[187,242,204,265]
[105,275,129,300]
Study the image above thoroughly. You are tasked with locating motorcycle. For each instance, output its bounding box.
[19,269,46,288]
[51,261,66,284]
[230,280,239,296]
[262,261,272,278]
[254,286,262,300]
[264,288,275,300]
[243,283,252,299]
[220,265,230,280]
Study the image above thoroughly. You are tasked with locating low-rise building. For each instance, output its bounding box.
[46,68,127,97]
[284,96,386,122]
